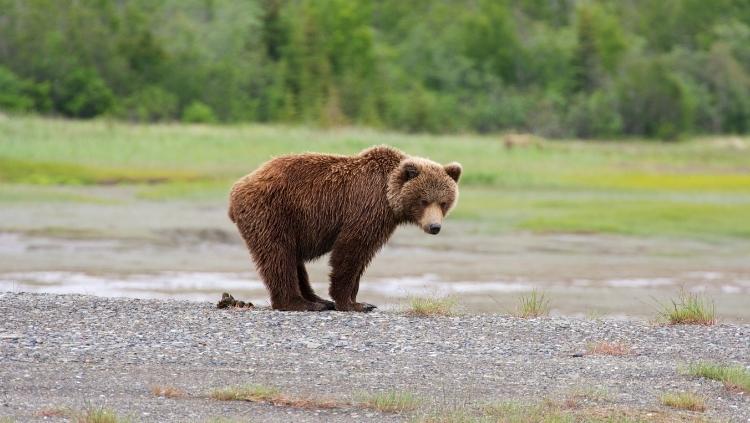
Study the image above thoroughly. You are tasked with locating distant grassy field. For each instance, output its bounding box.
[2,115,750,240]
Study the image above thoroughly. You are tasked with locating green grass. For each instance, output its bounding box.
[515,290,550,318]
[407,296,458,317]
[659,392,706,412]
[358,390,421,413]
[73,406,130,423]
[657,291,716,325]
[686,362,750,392]
[2,116,750,239]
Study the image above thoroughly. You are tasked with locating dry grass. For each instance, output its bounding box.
[209,384,340,409]
[660,392,706,412]
[407,296,457,317]
[150,385,185,398]
[586,341,632,356]
[358,390,421,413]
[686,362,750,393]
[515,290,550,318]
[657,291,716,325]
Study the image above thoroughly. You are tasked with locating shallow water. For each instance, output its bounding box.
[2,197,749,320]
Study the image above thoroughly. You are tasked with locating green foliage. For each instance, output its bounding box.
[53,68,114,118]
[1,0,750,137]
[182,101,217,124]
[0,67,35,112]
[686,362,750,392]
[119,85,178,122]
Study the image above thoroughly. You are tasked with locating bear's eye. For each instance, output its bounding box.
[440,202,447,209]
[420,199,429,207]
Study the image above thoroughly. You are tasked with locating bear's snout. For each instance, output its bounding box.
[419,203,444,235]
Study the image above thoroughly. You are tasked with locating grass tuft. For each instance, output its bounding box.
[686,362,750,392]
[660,392,706,412]
[358,390,420,413]
[586,341,632,356]
[150,385,185,398]
[515,290,550,318]
[407,296,457,317]
[73,406,128,423]
[209,384,340,409]
[210,384,281,402]
[658,291,716,325]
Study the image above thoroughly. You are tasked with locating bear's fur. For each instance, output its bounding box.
[228,145,461,312]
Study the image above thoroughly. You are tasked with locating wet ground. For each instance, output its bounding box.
[1,188,749,321]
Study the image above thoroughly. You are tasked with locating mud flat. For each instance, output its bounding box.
[1,292,748,422]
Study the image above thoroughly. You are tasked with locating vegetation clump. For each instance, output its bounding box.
[686,362,750,393]
[658,291,716,325]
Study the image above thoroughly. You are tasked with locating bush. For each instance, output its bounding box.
[53,68,114,118]
[566,89,623,138]
[119,86,178,122]
[0,67,36,112]
[615,58,697,140]
[181,101,217,123]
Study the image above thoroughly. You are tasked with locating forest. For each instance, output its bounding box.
[1,0,750,139]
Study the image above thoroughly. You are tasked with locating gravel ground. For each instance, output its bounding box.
[1,292,748,422]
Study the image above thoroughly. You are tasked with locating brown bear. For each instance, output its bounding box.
[228,145,461,312]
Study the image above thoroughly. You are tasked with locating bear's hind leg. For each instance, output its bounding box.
[253,247,327,312]
[297,263,335,310]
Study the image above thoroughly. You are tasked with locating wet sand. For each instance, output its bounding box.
[2,191,749,320]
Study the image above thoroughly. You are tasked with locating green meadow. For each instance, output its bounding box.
[2,116,750,240]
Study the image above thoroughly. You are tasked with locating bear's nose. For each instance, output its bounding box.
[428,223,441,235]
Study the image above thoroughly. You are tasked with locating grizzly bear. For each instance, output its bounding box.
[228,145,461,312]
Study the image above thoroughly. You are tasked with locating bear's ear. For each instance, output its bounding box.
[402,162,419,181]
[444,162,462,183]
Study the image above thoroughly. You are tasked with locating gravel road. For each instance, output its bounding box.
[1,292,748,422]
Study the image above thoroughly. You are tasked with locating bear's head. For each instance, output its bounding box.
[387,157,461,234]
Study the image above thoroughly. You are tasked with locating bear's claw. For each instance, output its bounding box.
[317,299,336,310]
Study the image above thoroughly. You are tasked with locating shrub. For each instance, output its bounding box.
[119,86,178,122]
[53,68,114,118]
[182,100,217,123]
[0,66,36,112]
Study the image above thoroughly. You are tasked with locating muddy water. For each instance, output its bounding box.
[1,196,749,320]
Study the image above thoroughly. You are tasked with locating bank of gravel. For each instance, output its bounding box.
[0,292,748,422]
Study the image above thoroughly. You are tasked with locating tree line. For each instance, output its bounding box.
[1,0,750,139]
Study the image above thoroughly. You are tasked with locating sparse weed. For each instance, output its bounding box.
[586,341,632,356]
[73,406,128,423]
[407,297,457,317]
[686,362,750,392]
[515,290,550,318]
[657,291,716,325]
[209,384,340,409]
[358,390,421,413]
[660,392,706,412]
[210,384,281,402]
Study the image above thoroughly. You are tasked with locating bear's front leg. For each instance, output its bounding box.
[328,238,378,312]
